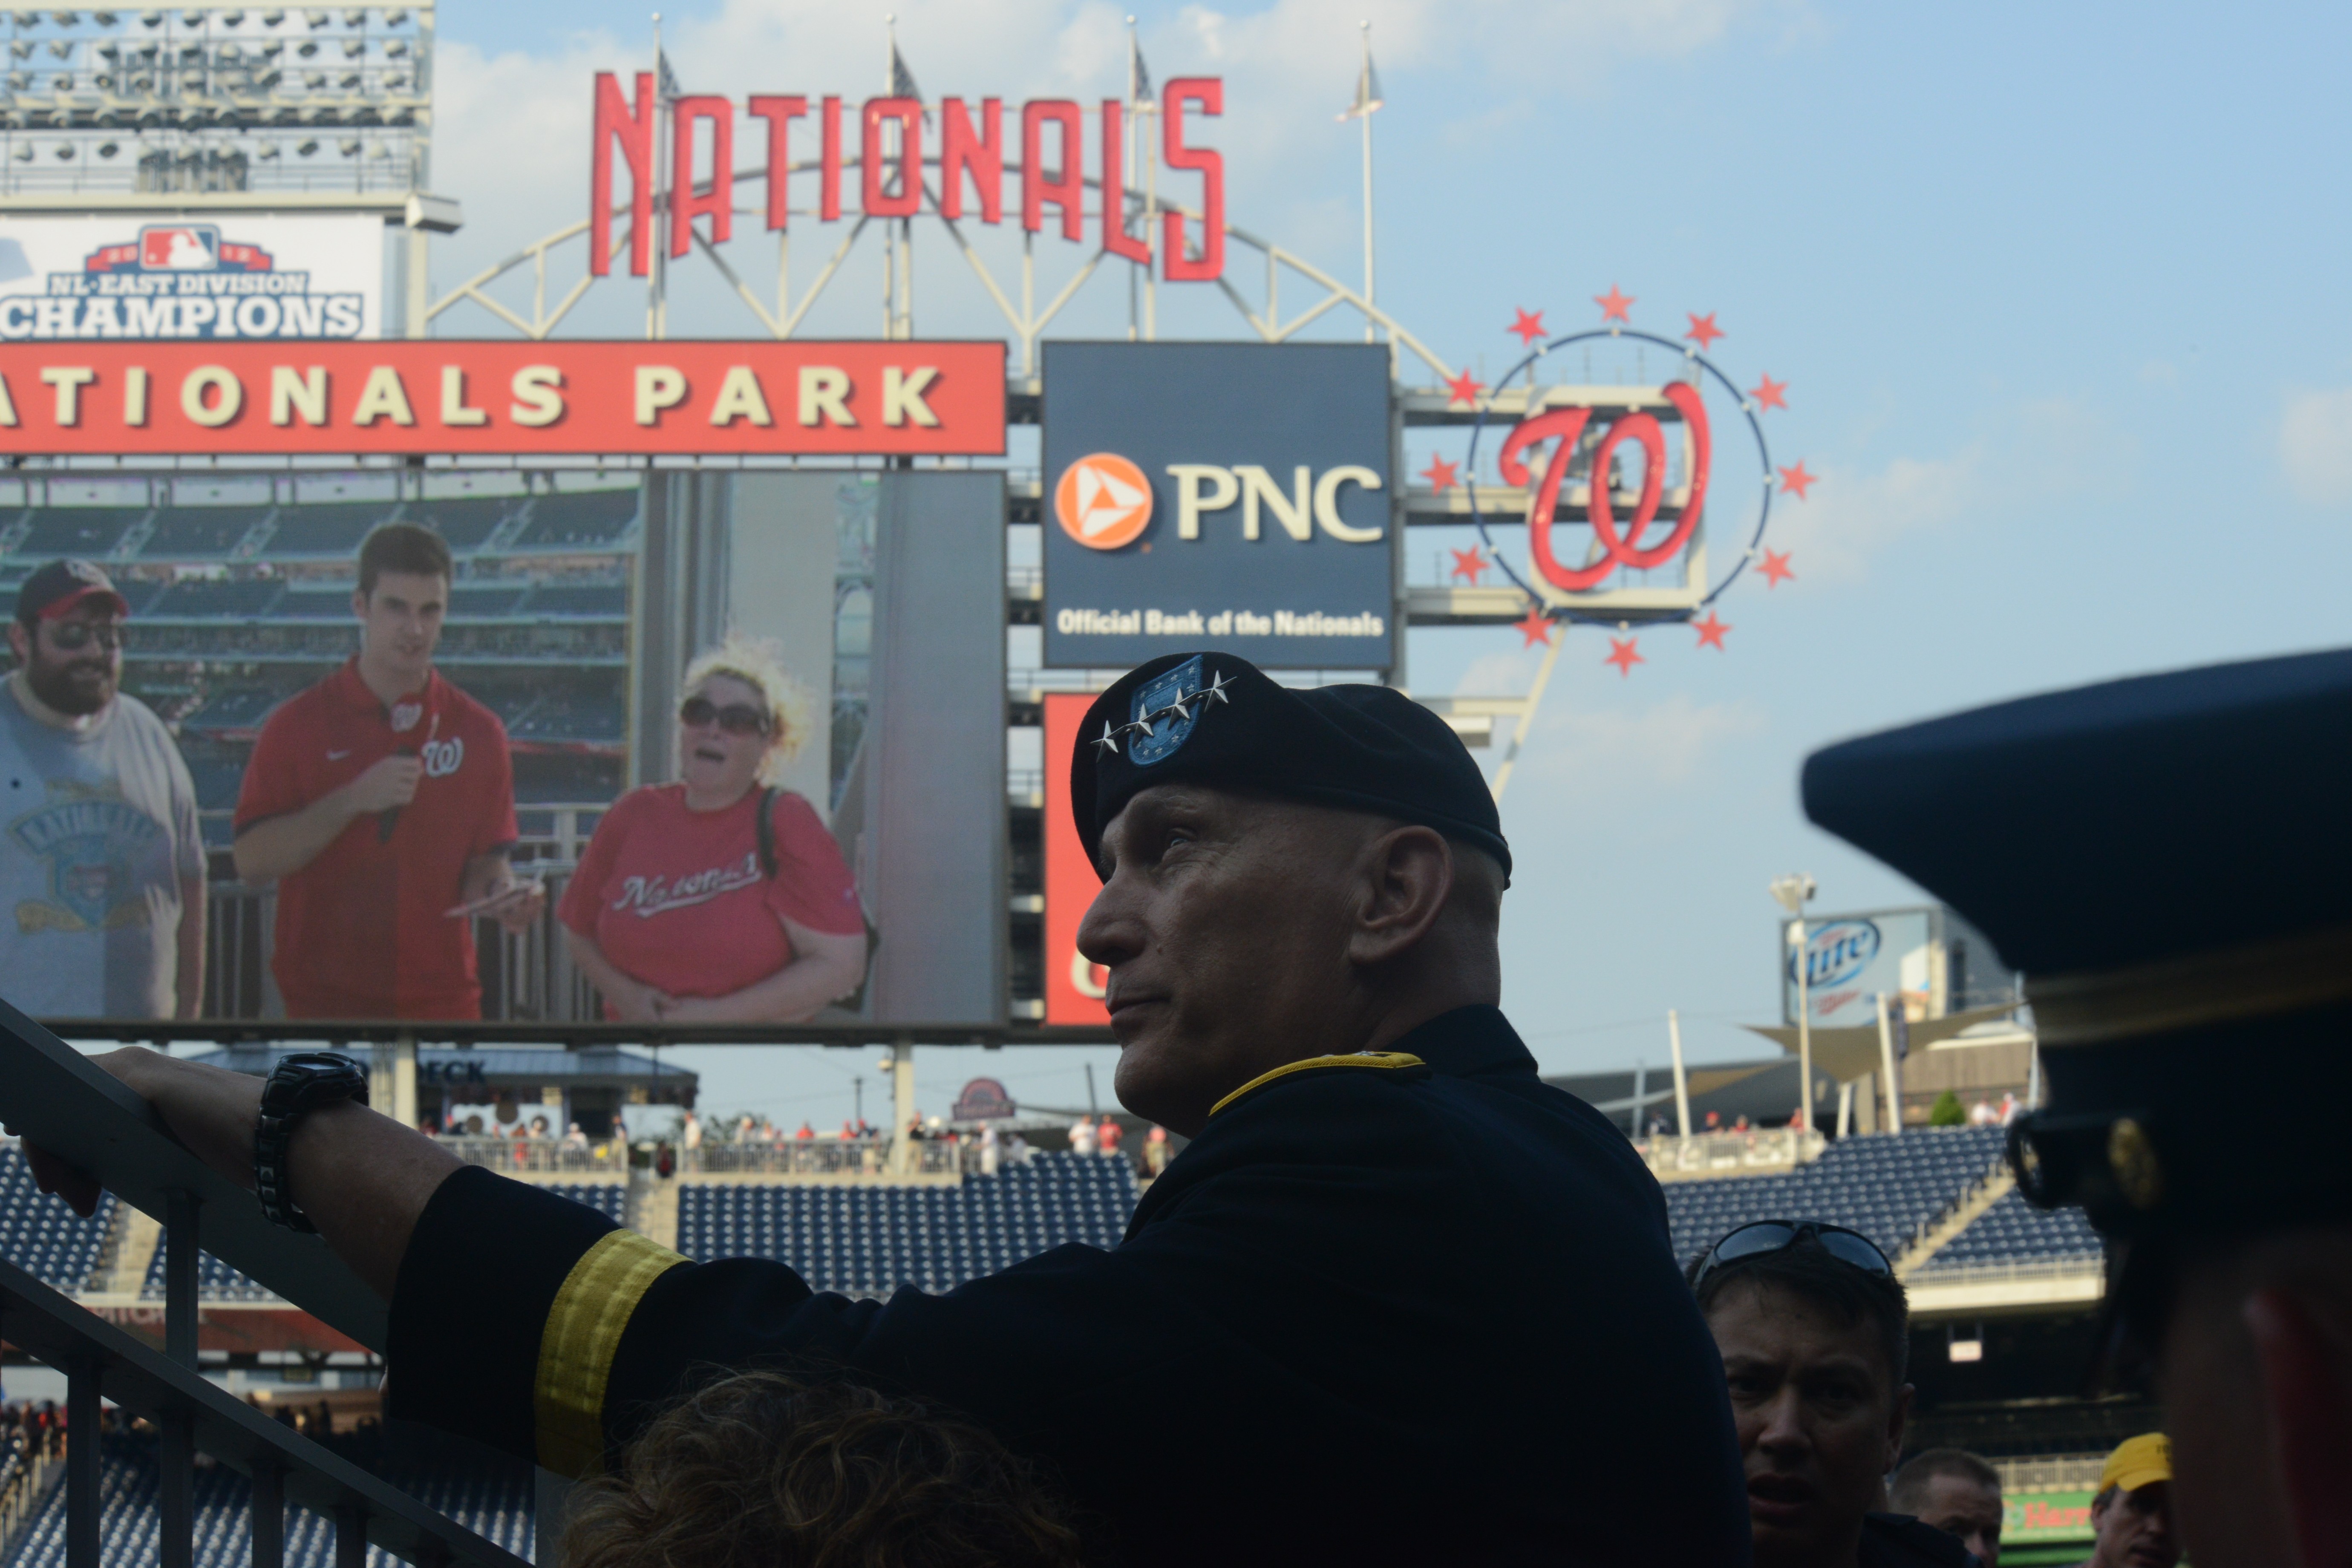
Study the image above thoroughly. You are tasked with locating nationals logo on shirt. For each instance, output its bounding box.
[611,854,764,918]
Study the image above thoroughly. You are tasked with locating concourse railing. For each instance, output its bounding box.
[0,998,527,1568]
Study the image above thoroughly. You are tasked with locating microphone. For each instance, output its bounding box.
[379,703,438,843]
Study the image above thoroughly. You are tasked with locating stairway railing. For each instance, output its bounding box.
[0,999,525,1568]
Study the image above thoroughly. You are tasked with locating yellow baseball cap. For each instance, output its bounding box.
[2099,1433,2172,1496]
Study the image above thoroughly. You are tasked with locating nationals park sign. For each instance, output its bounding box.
[0,340,1006,456]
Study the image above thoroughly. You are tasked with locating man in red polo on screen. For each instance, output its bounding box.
[232,523,543,1019]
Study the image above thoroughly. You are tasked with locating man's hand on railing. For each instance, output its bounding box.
[16,1047,461,1301]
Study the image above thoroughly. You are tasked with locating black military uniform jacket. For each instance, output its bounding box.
[387,1006,1752,1565]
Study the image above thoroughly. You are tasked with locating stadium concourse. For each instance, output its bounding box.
[0,1117,2127,1564]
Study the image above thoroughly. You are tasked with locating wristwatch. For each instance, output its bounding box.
[254,1052,370,1232]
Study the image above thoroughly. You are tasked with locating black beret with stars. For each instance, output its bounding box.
[1070,651,1510,882]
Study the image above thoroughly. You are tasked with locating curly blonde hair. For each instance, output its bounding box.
[683,632,816,784]
[562,1370,1083,1568]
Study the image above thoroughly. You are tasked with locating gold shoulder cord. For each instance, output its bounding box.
[533,1230,689,1478]
[1209,1052,1426,1119]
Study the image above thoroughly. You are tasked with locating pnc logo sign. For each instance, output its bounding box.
[1055,453,1154,550]
[1050,452,1386,551]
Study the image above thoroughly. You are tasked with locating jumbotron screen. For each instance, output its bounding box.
[0,467,877,1027]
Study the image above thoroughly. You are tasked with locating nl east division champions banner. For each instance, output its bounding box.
[1041,341,1397,670]
[0,214,386,340]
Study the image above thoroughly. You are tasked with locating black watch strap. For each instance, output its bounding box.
[254,1052,369,1233]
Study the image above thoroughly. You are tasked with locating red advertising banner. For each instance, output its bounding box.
[0,339,1006,456]
[1043,692,1110,1026]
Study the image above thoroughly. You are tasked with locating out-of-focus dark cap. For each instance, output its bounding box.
[16,559,129,623]
[1801,645,2352,1240]
[1070,651,1510,882]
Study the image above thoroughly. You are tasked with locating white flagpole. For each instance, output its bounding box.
[1359,20,1374,344]
[648,12,666,340]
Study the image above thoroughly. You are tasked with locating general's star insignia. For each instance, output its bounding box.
[1092,721,1122,757]
[1201,669,1234,706]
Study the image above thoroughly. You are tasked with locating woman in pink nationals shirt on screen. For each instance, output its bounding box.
[558,637,868,1023]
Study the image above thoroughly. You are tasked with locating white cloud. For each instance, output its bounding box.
[2280,387,2352,506]
[1516,690,1768,801]
[1758,450,1973,588]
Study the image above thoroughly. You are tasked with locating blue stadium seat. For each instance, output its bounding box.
[2,1430,533,1566]
[16,508,146,558]
[509,491,639,551]
[142,508,271,559]
[0,1147,116,1292]
[265,504,392,559]
[139,1184,626,1303]
[522,584,626,619]
[410,498,519,551]
[676,1153,1141,1299]
[1663,1126,2009,1272]
[1913,1187,2101,1274]
[145,579,285,619]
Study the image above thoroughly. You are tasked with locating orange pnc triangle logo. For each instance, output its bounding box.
[1053,453,1153,550]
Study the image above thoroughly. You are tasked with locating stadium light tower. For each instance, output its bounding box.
[1769,873,1819,1141]
[0,1,458,331]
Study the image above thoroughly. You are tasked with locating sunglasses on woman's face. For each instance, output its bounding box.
[678,695,770,736]
[1691,1219,1894,1291]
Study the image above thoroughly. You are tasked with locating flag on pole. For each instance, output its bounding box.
[656,46,681,104]
[1128,20,1155,109]
[1338,32,1383,119]
[888,26,921,101]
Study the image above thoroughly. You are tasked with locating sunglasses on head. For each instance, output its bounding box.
[45,619,126,652]
[1691,1219,1894,1291]
[678,695,770,736]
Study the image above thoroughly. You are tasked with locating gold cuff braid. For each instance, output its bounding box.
[2026,925,2352,1047]
[533,1229,688,1479]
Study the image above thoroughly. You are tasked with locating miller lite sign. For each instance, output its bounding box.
[0,214,383,340]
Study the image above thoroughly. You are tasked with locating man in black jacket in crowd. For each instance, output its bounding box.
[28,651,1751,1564]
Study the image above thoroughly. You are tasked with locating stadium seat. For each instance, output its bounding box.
[137,1184,627,1303]
[15,508,147,559]
[264,504,393,559]
[1911,1187,2101,1275]
[675,1153,1141,1299]
[1663,1126,2009,1272]
[509,492,640,551]
[410,497,520,552]
[1,1429,534,1566]
[141,508,272,559]
[0,1146,116,1293]
[144,579,286,620]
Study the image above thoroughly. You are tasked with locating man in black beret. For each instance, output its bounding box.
[1801,646,2352,1568]
[26,650,1750,1564]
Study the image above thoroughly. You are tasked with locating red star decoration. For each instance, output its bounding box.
[1685,312,1724,352]
[1507,308,1547,346]
[1443,367,1485,408]
[1778,461,1817,501]
[1513,607,1555,647]
[1758,550,1795,588]
[1750,374,1788,412]
[1693,611,1730,649]
[1594,284,1635,323]
[1420,454,1459,492]
[1604,636,1644,677]
[1449,547,1488,584]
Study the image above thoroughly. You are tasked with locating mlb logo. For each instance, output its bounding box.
[139,225,219,271]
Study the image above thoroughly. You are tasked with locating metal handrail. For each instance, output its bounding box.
[0,1000,522,1566]
[0,1255,525,1568]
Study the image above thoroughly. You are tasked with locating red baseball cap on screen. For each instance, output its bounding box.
[16,559,130,623]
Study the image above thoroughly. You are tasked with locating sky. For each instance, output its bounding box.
[381,0,2352,1130]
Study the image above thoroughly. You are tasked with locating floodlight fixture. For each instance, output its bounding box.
[1767,874,1816,916]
